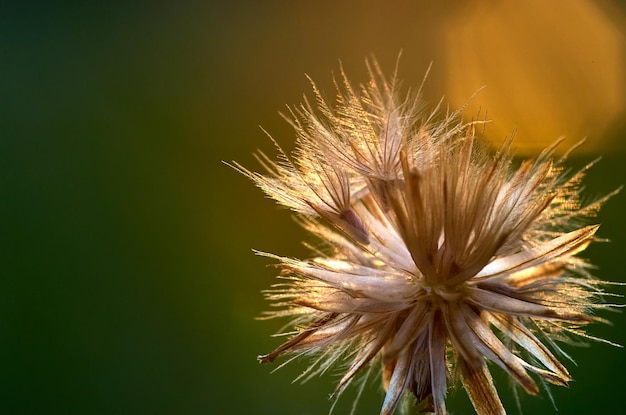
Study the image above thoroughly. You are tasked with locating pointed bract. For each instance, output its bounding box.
[235,59,619,414]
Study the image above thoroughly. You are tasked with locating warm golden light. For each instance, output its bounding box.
[441,0,626,154]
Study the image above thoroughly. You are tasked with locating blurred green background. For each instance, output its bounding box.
[1,1,625,414]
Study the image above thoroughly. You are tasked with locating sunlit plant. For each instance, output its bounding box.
[231,59,620,415]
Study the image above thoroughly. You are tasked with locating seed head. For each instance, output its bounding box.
[232,59,620,415]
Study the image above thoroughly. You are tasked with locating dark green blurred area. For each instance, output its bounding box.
[1,2,624,414]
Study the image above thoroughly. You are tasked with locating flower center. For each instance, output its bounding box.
[424,282,467,304]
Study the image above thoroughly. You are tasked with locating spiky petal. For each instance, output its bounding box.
[233,59,619,415]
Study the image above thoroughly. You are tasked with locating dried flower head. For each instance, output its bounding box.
[232,59,620,415]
